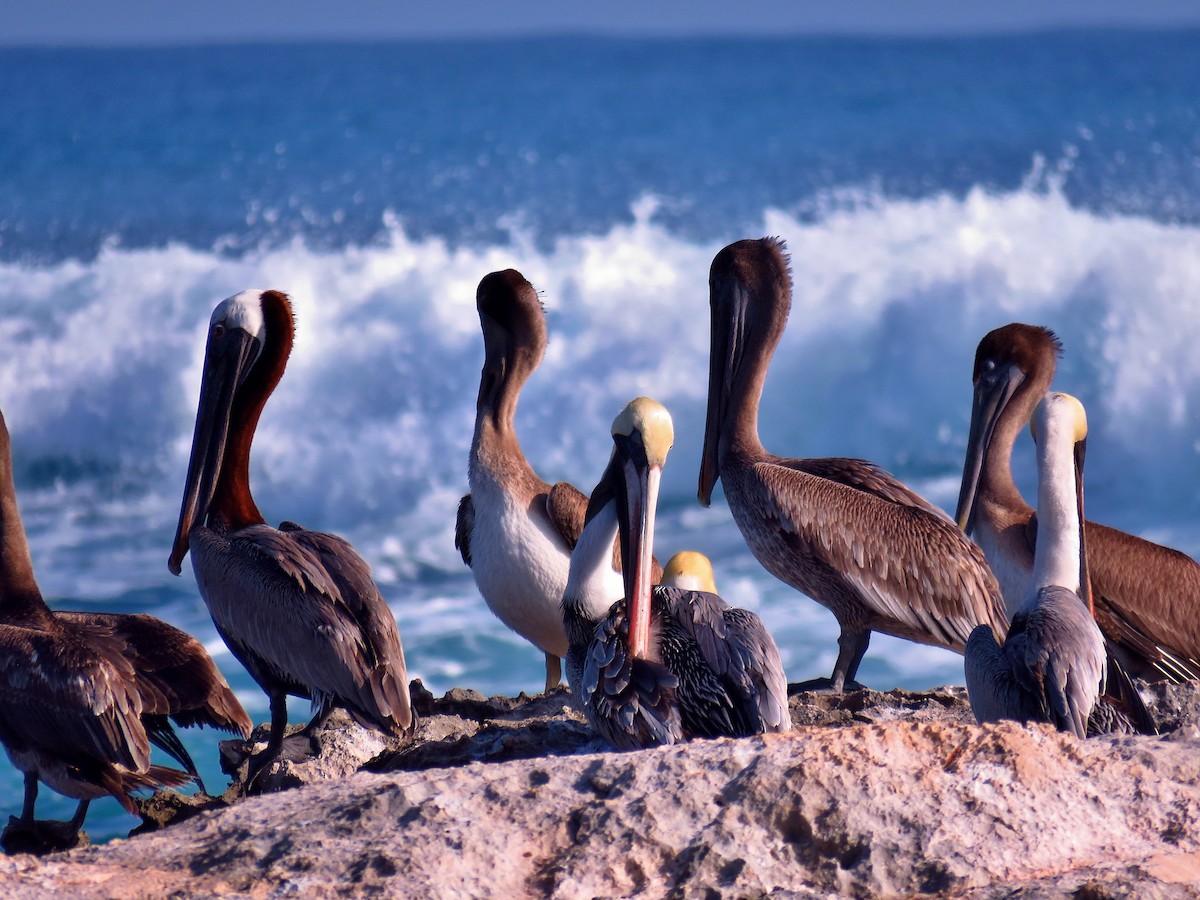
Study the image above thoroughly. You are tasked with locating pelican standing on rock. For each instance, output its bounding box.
[956,322,1200,682]
[456,269,621,692]
[965,393,1105,738]
[169,290,413,784]
[563,397,790,750]
[698,237,1008,692]
[0,409,247,850]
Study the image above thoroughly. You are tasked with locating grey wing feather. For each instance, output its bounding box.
[192,524,412,735]
[1019,587,1105,739]
[964,624,1026,726]
[581,604,683,750]
[660,587,790,733]
[965,588,1105,740]
[455,494,474,566]
[755,460,1007,649]
[276,526,413,733]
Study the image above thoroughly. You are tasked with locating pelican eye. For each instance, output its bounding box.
[212,322,226,339]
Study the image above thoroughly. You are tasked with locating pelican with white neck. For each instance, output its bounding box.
[964,392,1106,739]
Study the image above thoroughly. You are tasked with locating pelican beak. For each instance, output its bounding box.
[699,277,746,507]
[616,443,661,660]
[168,327,261,574]
[955,362,1025,533]
[612,398,673,660]
[1074,435,1092,616]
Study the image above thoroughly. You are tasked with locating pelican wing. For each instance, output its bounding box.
[1088,653,1157,736]
[1024,515,1200,682]
[56,612,251,737]
[545,481,590,550]
[782,457,953,522]
[454,494,475,566]
[1086,522,1200,682]
[581,602,683,750]
[967,589,1105,739]
[658,586,790,734]
[752,459,1007,651]
[191,523,412,735]
[964,623,1031,726]
[0,625,151,773]
[1012,588,1107,739]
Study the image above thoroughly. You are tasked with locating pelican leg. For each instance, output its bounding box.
[67,799,90,833]
[246,690,289,789]
[544,653,562,693]
[19,773,37,823]
[279,703,333,763]
[1,787,86,856]
[794,629,871,693]
[836,629,871,690]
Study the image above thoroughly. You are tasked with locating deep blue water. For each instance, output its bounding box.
[1,30,1199,842]
[2,32,1199,262]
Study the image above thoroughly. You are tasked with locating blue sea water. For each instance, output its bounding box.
[2,30,1199,842]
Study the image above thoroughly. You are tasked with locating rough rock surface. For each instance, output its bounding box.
[1,680,1198,898]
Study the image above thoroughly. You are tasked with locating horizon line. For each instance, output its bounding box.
[3,21,1200,51]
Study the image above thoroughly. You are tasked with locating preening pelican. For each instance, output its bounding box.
[169,290,413,784]
[965,393,1105,738]
[455,269,619,692]
[0,409,246,848]
[698,237,1007,692]
[564,397,790,750]
[956,322,1200,683]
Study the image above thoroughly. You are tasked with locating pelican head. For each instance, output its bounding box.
[955,323,1063,533]
[699,237,791,508]
[609,397,674,659]
[169,290,293,575]
[661,551,718,594]
[1030,391,1087,445]
[475,270,546,412]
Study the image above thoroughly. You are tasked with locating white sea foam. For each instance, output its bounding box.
[2,183,1200,697]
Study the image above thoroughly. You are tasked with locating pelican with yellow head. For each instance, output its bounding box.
[563,398,790,750]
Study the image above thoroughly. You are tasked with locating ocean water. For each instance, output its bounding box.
[2,31,1199,842]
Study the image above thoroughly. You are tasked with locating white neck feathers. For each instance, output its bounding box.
[1028,397,1082,601]
[564,500,620,622]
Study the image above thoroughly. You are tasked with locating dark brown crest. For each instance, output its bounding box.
[973,323,1063,383]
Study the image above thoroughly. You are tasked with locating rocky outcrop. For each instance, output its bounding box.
[1,681,1199,898]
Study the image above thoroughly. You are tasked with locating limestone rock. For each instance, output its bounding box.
[1,681,1198,898]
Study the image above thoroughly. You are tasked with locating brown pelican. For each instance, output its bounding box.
[564,397,790,750]
[0,409,246,847]
[661,551,718,593]
[698,237,1008,692]
[965,393,1105,738]
[455,269,626,693]
[169,290,413,784]
[955,323,1200,683]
